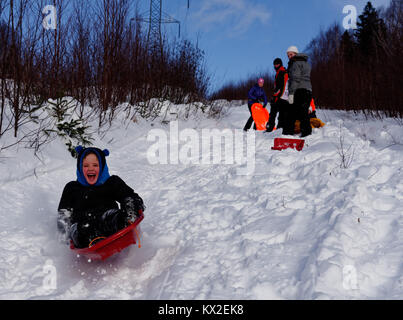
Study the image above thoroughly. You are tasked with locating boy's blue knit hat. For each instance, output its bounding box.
[75,146,110,186]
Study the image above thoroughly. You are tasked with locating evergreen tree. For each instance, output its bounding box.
[340,30,356,63]
[355,1,387,58]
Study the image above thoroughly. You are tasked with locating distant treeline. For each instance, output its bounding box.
[212,1,403,118]
[210,71,274,102]
[0,0,209,138]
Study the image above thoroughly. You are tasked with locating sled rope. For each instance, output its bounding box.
[134,228,141,248]
[88,236,106,248]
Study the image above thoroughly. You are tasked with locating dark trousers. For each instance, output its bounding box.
[267,99,288,132]
[282,102,296,135]
[282,89,312,137]
[70,209,128,248]
[243,103,256,131]
[295,89,312,137]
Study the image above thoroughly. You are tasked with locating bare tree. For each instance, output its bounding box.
[0,0,212,153]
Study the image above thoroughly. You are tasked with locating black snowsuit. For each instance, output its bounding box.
[57,146,145,249]
[58,175,144,248]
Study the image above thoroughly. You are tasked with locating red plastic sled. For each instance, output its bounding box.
[251,103,270,131]
[70,213,144,261]
[271,138,305,151]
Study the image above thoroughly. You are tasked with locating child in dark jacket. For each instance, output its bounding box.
[57,146,145,248]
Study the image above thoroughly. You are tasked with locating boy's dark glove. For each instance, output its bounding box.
[101,208,126,234]
[57,209,72,245]
[122,196,145,223]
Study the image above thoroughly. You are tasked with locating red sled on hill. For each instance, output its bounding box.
[70,212,144,261]
[271,138,305,151]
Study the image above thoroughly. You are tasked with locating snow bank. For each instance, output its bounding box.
[0,102,402,299]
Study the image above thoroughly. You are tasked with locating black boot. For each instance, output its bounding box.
[70,222,102,248]
[100,208,128,235]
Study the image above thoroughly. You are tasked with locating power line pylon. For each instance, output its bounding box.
[134,0,181,57]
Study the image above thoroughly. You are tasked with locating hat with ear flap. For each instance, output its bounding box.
[75,146,111,186]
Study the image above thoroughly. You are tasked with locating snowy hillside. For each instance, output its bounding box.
[0,102,402,299]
